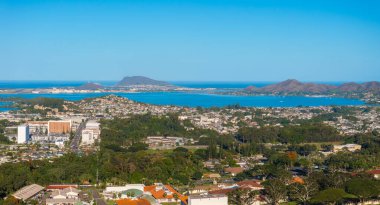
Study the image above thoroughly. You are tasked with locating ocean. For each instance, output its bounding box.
[0,81,345,89]
[0,81,365,110]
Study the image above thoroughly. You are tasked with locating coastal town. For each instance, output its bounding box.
[0,94,379,205]
[2,0,380,204]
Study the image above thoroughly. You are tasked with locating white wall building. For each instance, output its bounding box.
[103,184,145,200]
[105,184,145,193]
[145,136,185,148]
[27,121,48,135]
[17,125,30,144]
[81,120,101,145]
[333,144,362,153]
[188,195,228,205]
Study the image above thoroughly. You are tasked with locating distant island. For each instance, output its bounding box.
[240,79,380,103]
[0,78,379,104]
[115,76,172,87]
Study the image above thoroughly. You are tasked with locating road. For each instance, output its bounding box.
[91,190,107,205]
[70,121,86,153]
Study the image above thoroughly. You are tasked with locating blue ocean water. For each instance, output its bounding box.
[0,102,15,112]
[171,82,273,88]
[0,81,346,89]
[0,92,364,110]
[0,81,366,111]
[0,81,116,89]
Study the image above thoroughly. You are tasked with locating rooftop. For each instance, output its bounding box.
[189,194,227,199]
[12,184,44,200]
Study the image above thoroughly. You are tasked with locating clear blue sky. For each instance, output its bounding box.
[1,0,379,82]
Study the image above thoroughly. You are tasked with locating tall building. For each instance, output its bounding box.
[48,120,72,134]
[17,124,30,144]
[27,121,48,135]
[81,120,101,145]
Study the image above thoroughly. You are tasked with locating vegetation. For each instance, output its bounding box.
[100,114,219,149]
[0,120,13,144]
[0,112,380,204]
[21,98,64,109]
[237,123,342,144]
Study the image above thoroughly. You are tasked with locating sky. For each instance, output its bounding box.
[0,0,380,82]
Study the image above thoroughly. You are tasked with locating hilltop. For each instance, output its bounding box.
[244,79,380,96]
[76,82,104,90]
[115,76,171,87]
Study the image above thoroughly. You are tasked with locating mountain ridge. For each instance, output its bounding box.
[244,79,380,95]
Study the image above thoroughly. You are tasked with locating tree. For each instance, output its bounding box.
[288,177,318,204]
[311,188,351,205]
[345,178,380,204]
[263,179,288,205]
[228,189,259,205]
[191,171,202,180]
[173,193,179,202]
[2,196,24,205]
[287,151,298,167]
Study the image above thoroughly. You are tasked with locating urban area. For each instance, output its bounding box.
[0,95,379,205]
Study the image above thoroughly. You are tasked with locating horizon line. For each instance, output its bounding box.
[0,79,376,83]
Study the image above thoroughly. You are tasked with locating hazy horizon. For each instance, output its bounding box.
[0,78,374,84]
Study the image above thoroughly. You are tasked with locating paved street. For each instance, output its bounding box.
[91,190,107,205]
[70,121,86,153]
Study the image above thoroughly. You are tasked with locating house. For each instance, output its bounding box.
[208,188,237,195]
[203,160,220,170]
[12,184,44,202]
[224,167,244,176]
[144,183,187,204]
[236,180,264,191]
[333,144,361,153]
[51,187,80,199]
[292,176,305,184]
[188,194,228,205]
[367,169,380,179]
[189,185,219,195]
[202,173,221,179]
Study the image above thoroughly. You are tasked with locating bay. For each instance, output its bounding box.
[0,92,364,110]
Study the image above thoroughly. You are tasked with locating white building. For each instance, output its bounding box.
[47,187,81,205]
[27,121,48,135]
[17,125,30,144]
[85,120,100,129]
[51,187,80,199]
[105,184,145,193]
[333,144,362,153]
[55,140,65,148]
[81,120,101,145]
[145,136,185,148]
[103,184,145,200]
[188,195,228,205]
